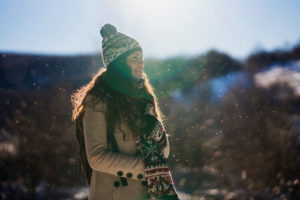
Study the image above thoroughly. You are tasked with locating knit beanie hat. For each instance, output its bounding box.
[100,23,143,67]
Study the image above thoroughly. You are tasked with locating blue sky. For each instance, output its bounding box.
[0,0,299,59]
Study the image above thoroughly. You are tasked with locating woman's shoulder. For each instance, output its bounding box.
[84,94,107,113]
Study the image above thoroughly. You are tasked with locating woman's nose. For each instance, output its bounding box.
[138,60,144,67]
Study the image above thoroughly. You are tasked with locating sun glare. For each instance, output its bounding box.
[117,0,184,27]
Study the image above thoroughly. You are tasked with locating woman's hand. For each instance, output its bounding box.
[135,102,156,132]
[144,103,155,116]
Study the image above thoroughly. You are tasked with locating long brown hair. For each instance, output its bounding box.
[70,50,167,185]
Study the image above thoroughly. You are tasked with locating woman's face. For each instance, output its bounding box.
[126,50,144,79]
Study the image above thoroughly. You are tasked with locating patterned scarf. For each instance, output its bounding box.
[135,108,180,200]
[132,81,180,200]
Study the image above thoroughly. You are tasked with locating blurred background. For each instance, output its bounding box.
[1,0,300,199]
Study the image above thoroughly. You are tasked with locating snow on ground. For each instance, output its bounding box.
[254,60,300,96]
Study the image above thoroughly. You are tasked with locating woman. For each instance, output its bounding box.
[71,24,180,200]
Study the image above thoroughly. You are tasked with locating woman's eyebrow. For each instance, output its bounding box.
[133,54,142,58]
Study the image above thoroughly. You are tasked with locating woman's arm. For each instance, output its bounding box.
[82,95,146,181]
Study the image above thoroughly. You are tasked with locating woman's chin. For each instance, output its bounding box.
[132,74,143,80]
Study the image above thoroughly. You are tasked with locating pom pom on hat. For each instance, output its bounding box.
[100,23,117,40]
